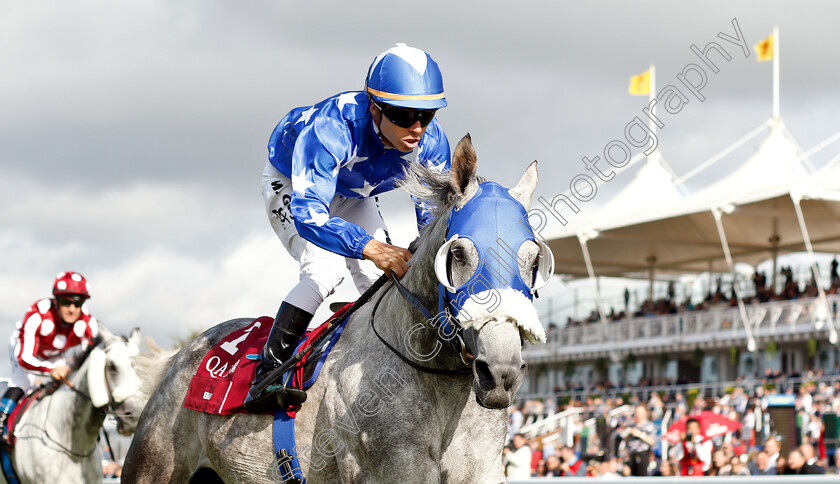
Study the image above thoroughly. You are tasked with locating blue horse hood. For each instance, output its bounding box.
[435,181,551,345]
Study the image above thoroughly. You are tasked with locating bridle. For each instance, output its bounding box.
[36,341,133,458]
[370,274,473,376]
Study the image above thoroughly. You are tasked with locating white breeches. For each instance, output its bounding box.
[261,162,387,314]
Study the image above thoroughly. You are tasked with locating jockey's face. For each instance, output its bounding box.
[370,103,427,153]
[56,296,84,324]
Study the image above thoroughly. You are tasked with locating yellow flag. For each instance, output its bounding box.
[628,70,650,96]
[754,34,773,61]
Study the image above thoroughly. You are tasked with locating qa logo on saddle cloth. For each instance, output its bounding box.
[434,181,554,345]
[184,318,270,414]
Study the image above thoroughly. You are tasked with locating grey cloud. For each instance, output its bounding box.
[1,0,839,355]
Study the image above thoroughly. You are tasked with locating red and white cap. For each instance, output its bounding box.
[52,271,91,298]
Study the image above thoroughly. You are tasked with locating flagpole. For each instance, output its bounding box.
[649,63,656,138]
[773,26,779,120]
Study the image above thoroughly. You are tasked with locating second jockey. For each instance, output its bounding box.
[0,272,99,445]
[246,43,451,411]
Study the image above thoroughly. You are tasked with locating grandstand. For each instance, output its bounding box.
[508,27,840,479]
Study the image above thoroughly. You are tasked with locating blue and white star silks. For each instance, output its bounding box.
[267,91,451,260]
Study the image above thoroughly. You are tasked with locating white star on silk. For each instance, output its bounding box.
[390,44,427,74]
[296,106,318,125]
[344,155,368,172]
[430,159,447,172]
[291,169,315,194]
[351,180,378,197]
[304,208,330,227]
[331,152,341,176]
[336,92,357,111]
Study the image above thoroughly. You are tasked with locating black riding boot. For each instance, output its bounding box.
[0,387,24,447]
[244,302,313,413]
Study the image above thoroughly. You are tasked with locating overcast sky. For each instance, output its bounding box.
[1,1,839,372]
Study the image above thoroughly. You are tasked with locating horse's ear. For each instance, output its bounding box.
[509,161,539,210]
[451,133,478,196]
[97,323,116,344]
[128,327,141,348]
[87,347,110,408]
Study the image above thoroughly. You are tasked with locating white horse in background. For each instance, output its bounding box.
[1,326,145,484]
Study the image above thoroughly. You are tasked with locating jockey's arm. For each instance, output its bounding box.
[50,337,95,380]
[362,239,411,278]
[290,193,413,277]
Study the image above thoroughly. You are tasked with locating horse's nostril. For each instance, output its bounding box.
[520,362,527,373]
[474,359,494,390]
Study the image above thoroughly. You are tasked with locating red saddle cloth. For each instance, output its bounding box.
[6,388,45,447]
[184,304,352,415]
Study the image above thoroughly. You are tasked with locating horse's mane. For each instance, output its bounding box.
[398,163,486,220]
[133,337,178,397]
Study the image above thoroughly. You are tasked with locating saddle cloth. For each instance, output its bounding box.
[4,389,43,447]
[184,304,352,415]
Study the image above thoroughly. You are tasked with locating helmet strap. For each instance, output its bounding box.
[369,99,395,149]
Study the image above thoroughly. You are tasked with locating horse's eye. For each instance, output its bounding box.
[451,247,465,263]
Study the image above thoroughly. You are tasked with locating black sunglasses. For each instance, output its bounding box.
[375,103,437,129]
[58,297,85,308]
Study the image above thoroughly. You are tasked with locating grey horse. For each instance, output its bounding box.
[123,135,548,484]
[2,325,145,484]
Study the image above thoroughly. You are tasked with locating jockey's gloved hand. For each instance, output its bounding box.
[362,239,412,278]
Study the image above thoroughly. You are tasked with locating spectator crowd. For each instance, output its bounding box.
[558,262,840,329]
[505,373,840,478]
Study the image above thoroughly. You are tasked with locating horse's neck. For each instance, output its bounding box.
[45,359,106,448]
[378,217,467,373]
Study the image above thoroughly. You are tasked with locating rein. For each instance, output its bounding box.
[369,274,473,376]
[40,395,100,458]
[58,375,100,410]
[249,272,391,398]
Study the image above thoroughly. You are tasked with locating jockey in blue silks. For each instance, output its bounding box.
[247,43,451,410]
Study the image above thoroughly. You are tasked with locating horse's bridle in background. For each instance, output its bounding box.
[51,341,124,460]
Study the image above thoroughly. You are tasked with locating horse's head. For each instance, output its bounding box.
[86,325,145,435]
[405,134,553,409]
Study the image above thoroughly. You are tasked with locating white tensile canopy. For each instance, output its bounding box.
[547,120,813,278]
[544,119,840,349]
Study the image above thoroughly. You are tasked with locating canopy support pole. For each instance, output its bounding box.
[707,259,714,299]
[791,194,838,344]
[647,256,657,302]
[772,26,780,120]
[649,64,656,138]
[712,208,757,352]
[577,233,609,332]
[770,217,780,294]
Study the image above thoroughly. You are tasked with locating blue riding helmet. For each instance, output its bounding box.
[365,43,447,110]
